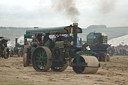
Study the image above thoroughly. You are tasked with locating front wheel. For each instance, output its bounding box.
[72,55,99,74]
[105,54,110,62]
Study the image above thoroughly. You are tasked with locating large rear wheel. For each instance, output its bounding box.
[105,54,110,62]
[51,47,68,72]
[32,46,52,72]
[23,53,29,67]
[51,63,68,72]
[24,45,29,53]
[23,45,30,67]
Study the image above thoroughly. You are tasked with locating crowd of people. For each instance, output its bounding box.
[108,45,128,56]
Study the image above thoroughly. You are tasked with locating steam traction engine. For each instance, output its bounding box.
[23,23,100,74]
[0,37,9,59]
[86,32,110,61]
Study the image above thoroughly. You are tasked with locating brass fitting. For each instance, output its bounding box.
[73,23,78,26]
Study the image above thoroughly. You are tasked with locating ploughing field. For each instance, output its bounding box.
[0,55,128,85]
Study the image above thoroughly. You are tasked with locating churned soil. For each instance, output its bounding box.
[0,55,128,85]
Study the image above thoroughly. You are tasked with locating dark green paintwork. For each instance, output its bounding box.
[26,25,82,35]
[76,51,96,64]
[35,49,47,67]
[24,34,32,45]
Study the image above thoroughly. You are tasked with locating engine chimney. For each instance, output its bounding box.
[15,38,18,47]
[73,23,78,47]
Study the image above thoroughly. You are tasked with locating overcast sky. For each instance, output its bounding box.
[0,0,128,28]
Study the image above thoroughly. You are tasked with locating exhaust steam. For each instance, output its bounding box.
[52,0,80,22]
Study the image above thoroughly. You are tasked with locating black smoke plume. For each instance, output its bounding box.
[52,0,80,22]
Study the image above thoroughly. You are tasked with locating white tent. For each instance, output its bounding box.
[17,36,24,45]
[108,35,128,46]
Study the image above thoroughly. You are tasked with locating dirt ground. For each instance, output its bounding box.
[0,55,128,85]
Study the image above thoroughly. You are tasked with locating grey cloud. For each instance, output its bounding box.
[99,0,117,14]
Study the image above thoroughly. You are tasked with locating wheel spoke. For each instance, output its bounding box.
[32,47,52,72]
[35,48,47,67]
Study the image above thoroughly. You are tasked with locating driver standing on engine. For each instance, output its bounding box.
[43,33,50,43]
[36,33,43,46]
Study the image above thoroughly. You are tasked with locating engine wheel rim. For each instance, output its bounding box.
[51,47,68,72]
[51,63,68,72]
[32,46,52,72]
[35,48,47,70]
[23,53,29,67]
[72,56,86,74]
[51,66,62,71]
